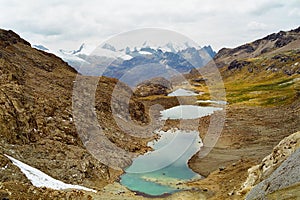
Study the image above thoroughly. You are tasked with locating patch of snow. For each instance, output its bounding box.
[57,50,89,63]
[139,51,152,55]
[92,47,131,60]
[1,164,8,170]
[156,41,199,53]
[197,100,227,105]
[4,154,97,193]
[106,40,200,54]
[33,45,89,64]
[120,54,133,60]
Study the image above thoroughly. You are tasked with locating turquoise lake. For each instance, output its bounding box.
[120,104,223,196]
[120,129,202,196]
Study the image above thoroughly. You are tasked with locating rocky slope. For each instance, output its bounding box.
[213,26,300,68]
[0,28,153,198]
[240,131,300,193]
[134,77,172,97]
[240,131,300,199]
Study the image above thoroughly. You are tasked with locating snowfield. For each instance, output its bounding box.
[5,154,97,193]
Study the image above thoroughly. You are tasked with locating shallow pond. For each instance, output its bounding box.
[167,88,201,96]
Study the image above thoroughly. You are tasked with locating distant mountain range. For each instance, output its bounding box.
[33,42,216,86]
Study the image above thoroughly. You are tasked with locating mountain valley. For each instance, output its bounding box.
[0,26,299,200]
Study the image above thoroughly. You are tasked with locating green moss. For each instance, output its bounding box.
[229,96,252,103]
[262,94,293,106]
[251,81,294,91]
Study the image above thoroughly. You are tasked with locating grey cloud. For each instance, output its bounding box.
[0,0,299,51]
[249,1,285,16]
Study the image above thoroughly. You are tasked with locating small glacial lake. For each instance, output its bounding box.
[120,129,202,196]
[160,105,222,120]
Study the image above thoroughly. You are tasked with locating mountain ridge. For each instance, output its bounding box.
[213,26,300,67]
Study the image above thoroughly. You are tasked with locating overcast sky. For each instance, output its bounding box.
[0,0,299,51]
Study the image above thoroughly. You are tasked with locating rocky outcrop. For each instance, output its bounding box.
[227,60,251,70]
[246,148,300,199]
[239,131,300,197]
[134,77,172,97]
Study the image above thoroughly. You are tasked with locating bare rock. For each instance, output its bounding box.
[134,77,172,97]
[239,131,300,195]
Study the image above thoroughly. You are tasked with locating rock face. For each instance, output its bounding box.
[0,28,151,192]
[246,148,300,200]
[239,131,300,197]
[134,77,172,97]
[227,60,251,70]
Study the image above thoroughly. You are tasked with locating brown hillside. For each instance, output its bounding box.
[0,29,152,193]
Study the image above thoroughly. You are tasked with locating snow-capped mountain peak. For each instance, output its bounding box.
[72,43,85,54]
[59,43,96,56]
[142,41,200,53]
[98,41,201,55]
[77,43,96,55]
[101,43,117,52]
[33,41,216,82]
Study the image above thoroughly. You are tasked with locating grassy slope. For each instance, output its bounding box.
[191,50,300,107]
